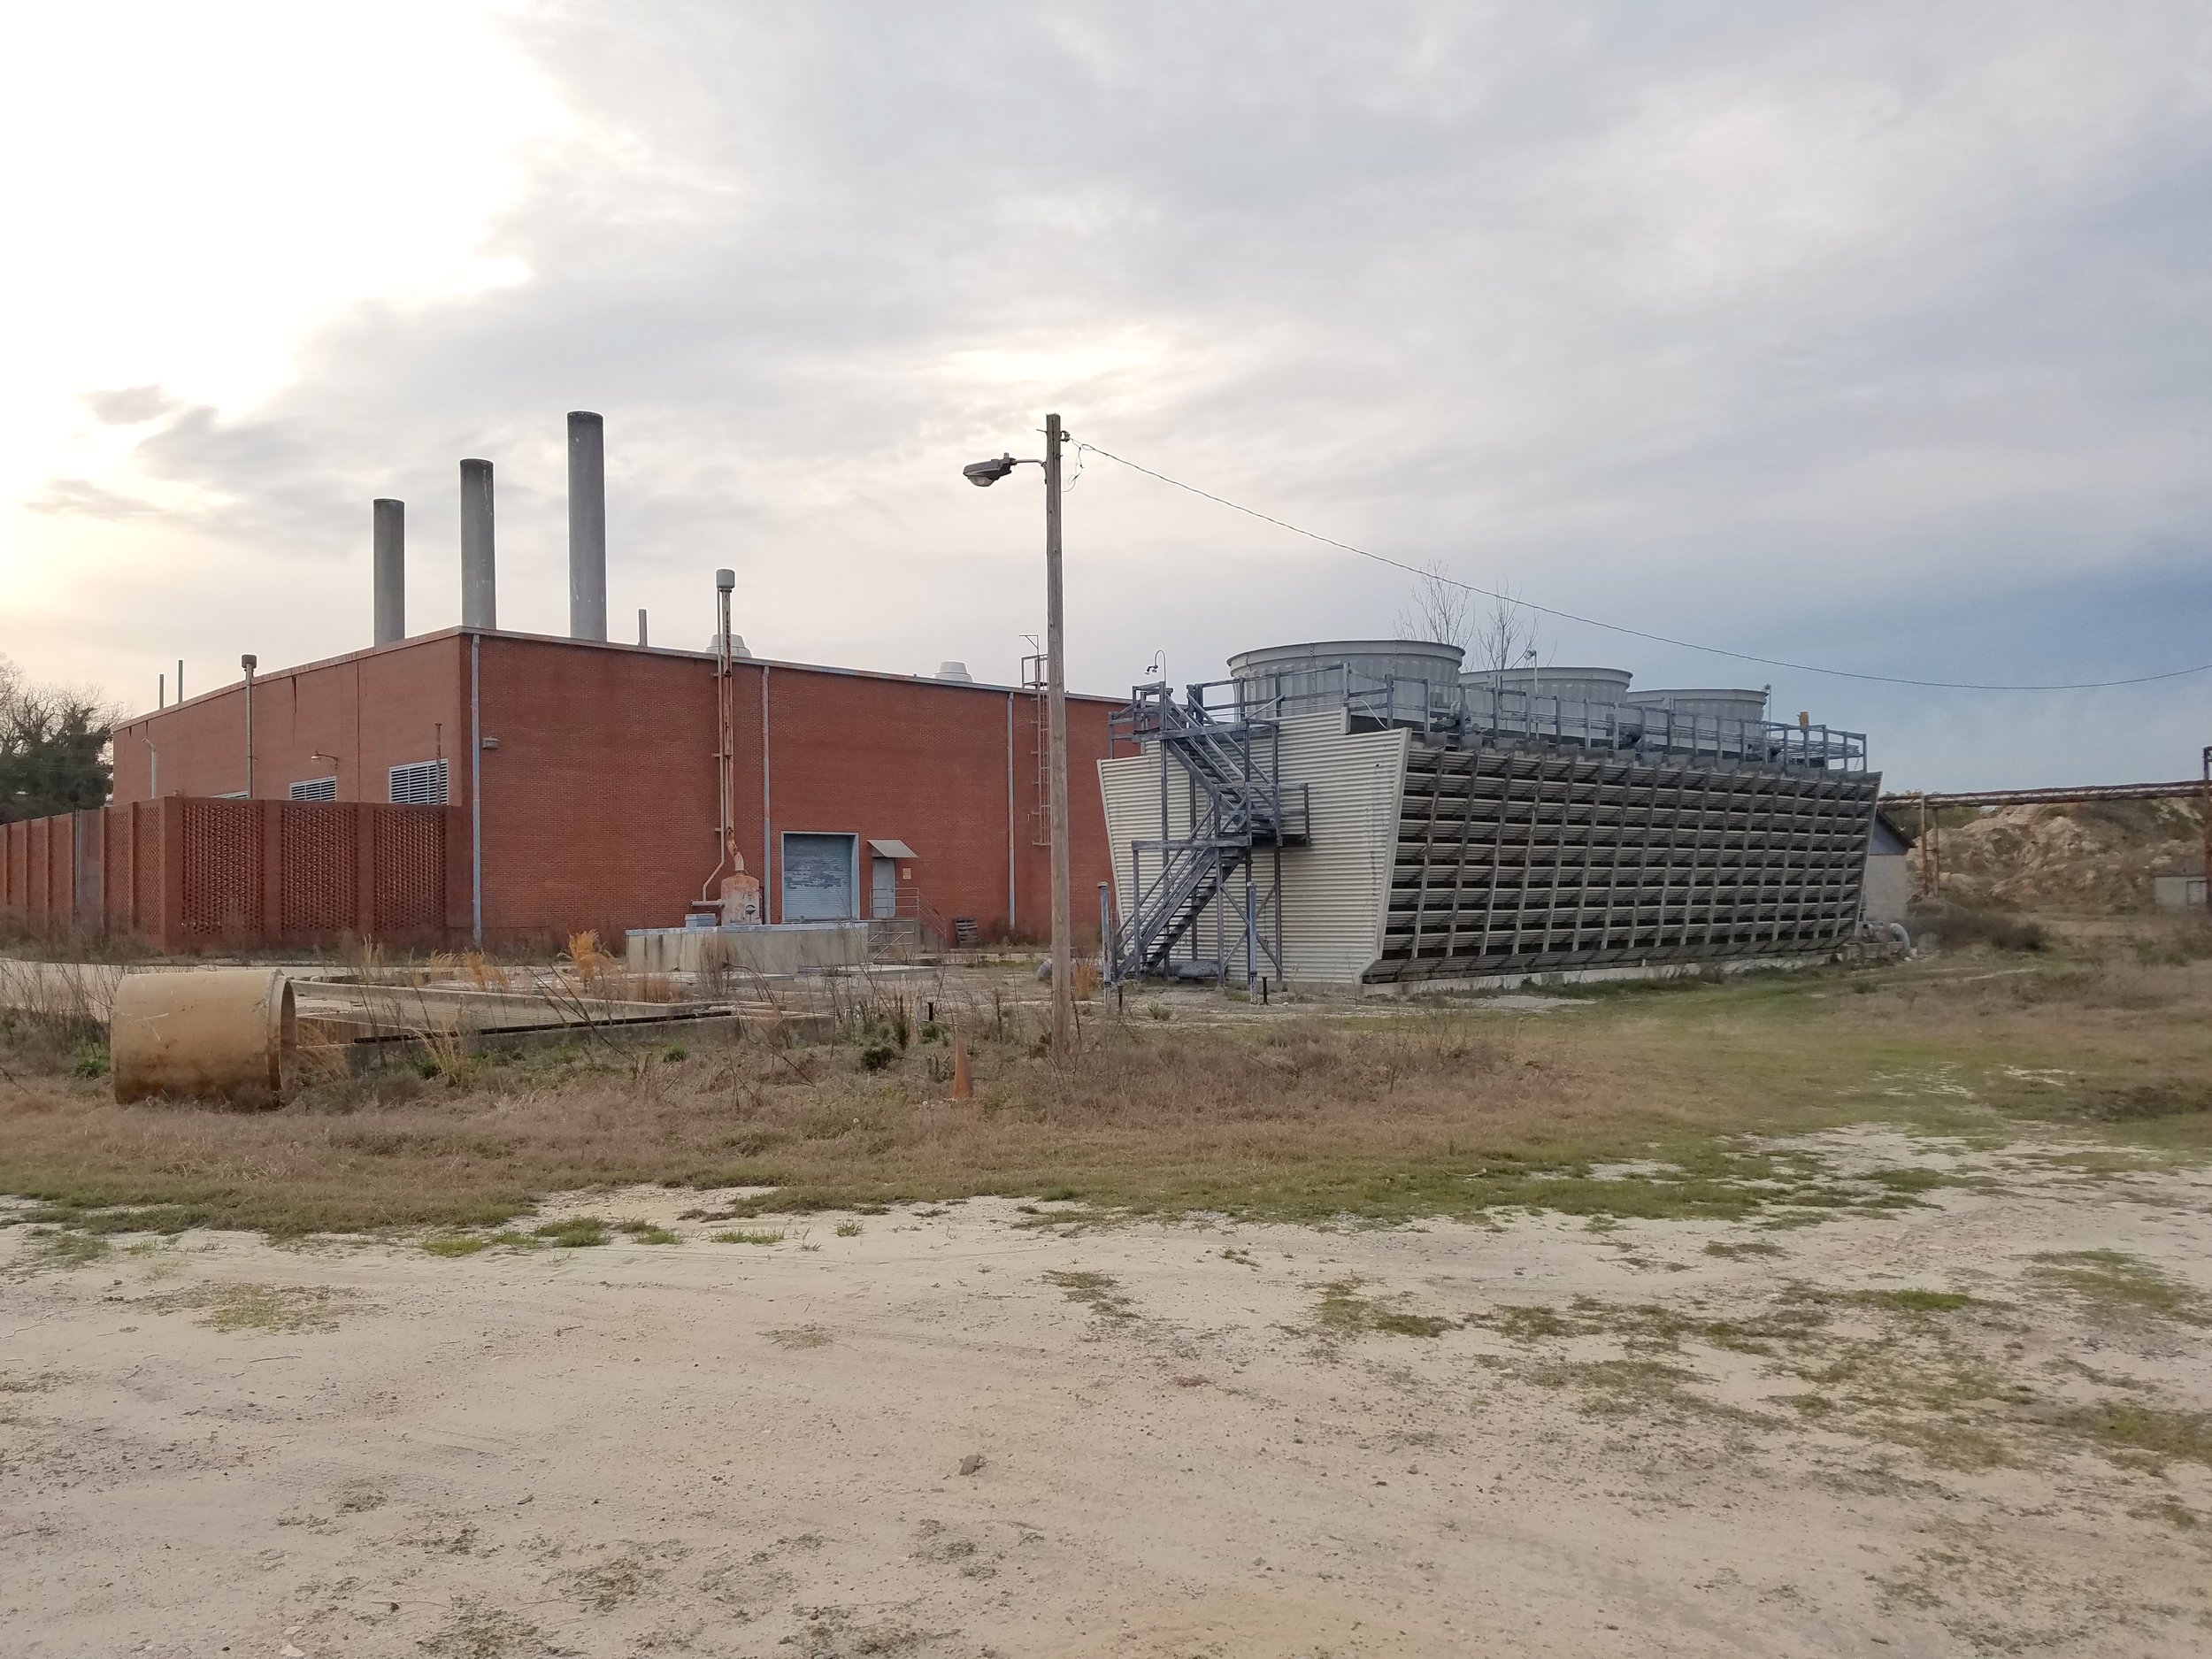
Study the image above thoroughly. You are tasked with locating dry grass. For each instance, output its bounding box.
[0,956,126,1079]
[2,942,2208,1237]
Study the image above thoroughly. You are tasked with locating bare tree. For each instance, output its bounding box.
[1393,559,1475,654]
[1466,584,1545,685]
[1395,562,1547,685]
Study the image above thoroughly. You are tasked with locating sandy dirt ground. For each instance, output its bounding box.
[4,1143,2210,1658]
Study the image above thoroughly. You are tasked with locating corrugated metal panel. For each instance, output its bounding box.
[1863,854,1912,927]
[1098,708,1408,986]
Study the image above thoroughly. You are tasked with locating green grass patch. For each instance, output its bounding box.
[150,1283,364,1334]
[712,1228,785,1246]
[15,1202,220,1236]
[767,1325,831,1349]
[532,1217,610,1248]
[422,1233,494,1257]
[2030,1250,2208,1326]
[1313,1277,1453,1338]
[2053,1402,2212,1469]
[615,1219,680,1245]
[1527,1357,1727,1418]
[1472,1293,1831,1356]
[1044,1269,1138,1322]
[1848,1288,1980,1315]
[23,1227,110,1268]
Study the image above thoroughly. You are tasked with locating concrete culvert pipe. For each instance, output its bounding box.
[111,969,296,1108]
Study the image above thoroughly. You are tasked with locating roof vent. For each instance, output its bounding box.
[706,632,753,659]
[936,661,973,682]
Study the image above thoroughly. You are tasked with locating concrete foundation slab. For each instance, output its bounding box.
[625,921,869,977]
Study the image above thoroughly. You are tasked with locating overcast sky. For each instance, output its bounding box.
[4,1,2208,789]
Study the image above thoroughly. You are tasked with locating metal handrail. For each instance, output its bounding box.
[1110,681,1301,981]
[1122,668,1868,772]
[877,888,953,949]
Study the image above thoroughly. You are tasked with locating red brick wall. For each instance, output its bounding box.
[0,811,76,933]
[726,664,1116,945]
[3,798,452,950]
[472,643,1118,946]
[111,634,468,810]
[472,635,721,943]
[110,628,1123,949]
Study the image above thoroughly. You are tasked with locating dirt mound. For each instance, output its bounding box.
[1927,797,2204,912]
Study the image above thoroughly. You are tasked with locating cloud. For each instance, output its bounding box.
[27,478,169,520]
[82,386,178,426]
[24,1,2212,786]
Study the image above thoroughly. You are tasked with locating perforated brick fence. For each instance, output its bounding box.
[0,798,463,952]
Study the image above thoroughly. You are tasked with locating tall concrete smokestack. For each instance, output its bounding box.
[373,498,405,645]
[460,458,496,630]
[567,411,607,641]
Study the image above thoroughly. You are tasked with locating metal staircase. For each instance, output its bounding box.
[1109,684,1308,985]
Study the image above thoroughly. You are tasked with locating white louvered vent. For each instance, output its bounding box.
[289,776,337,802]
[388,759,449,805]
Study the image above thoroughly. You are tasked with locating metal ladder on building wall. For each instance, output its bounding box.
[1110,684,1308,985]
[1020,653,1051,847]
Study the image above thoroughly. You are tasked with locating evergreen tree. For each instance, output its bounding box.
[0,657,115,823]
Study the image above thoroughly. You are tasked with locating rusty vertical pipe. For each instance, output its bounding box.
[241,654,257,796]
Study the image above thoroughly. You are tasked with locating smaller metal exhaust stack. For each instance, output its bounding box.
[373,498,405,644]
[460,459,496,629]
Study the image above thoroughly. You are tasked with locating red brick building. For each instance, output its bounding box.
[109,628,1120,949]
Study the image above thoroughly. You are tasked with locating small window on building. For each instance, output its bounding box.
[289,776,337,802]
[388,759,449,805]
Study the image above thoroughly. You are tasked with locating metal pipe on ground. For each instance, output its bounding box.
[373,497,405,645]
[567,412,607,641]
[460,458,496,629]
[111,968,296,1108]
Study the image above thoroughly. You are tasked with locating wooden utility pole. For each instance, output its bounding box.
[1044,414,1074,1056]
[962,415,1076,1056]
[2201,745,2211,917]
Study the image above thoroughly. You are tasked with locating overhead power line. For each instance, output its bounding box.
[1072,441,2212,693]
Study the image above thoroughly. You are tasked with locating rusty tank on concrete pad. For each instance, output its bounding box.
[111,968,296,1107]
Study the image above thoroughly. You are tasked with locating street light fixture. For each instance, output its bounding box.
[964,415,1074,1057]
